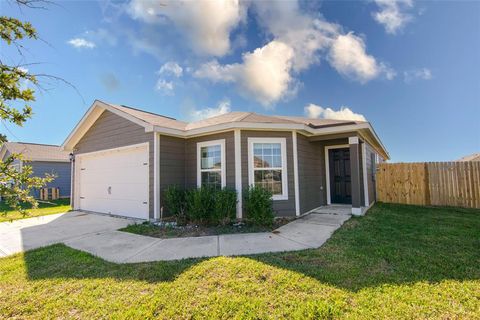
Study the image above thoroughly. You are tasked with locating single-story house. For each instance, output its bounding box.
[0,142,72,198]
[62,100,389,220]
[457,153,480,162]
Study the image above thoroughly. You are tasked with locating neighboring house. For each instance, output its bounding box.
[457,153,480,162]
[62,100,389,220]
[0,142,72,198]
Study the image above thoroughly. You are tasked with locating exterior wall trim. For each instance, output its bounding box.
[234,129,243,219]
[325,144,349,205]
[362,142,369,206]
[292,131,300,216]
[154,133,160,220]
[196,139,226,188]
[247,137,288,201]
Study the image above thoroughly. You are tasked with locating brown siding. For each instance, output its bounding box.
[159,135,185,212]
[241,130,296,217]
[74,110,155,218]
[185,131,236,189]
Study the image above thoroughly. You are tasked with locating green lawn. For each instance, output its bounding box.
[0,198,71,222]
[0,203,479,319]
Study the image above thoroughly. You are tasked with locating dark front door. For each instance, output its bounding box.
[329,148,352,204]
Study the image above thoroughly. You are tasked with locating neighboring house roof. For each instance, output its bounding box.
[62,100,390,159]
[457,153,480,161]
[0,142,70,162]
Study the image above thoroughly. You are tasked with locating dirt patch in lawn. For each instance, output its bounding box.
[119,218,292,238]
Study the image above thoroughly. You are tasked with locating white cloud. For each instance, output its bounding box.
[158,62,183,77]
[187,99,231,121]
[128,0,245,56]
[328,32,394,83]
[155,79,174,95]
[67,38,96,49]
[252,1,339,72]
[305,103,367,121]
[403,67,432,83]
[373,0,414,34]
[194,40,295,106]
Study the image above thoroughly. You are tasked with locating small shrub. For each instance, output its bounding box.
[213,188,237,225]
[164,186,187,224]
[185,187,237,225]
[243,186,274,226]
[185,187,215,225]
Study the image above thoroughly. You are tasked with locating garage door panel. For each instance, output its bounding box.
[77,144,149,219]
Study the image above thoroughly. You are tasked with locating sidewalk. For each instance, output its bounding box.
[0,208,351,263]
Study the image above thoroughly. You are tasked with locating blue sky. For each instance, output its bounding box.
[2,0,479,162]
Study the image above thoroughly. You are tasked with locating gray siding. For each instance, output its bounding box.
[73,110,155,218]
[30,161,71,198]
[241,131,295,217]
[298,137,350,212]
[297,133,323,214]
[185,132,235,190]
[159,135,185,212]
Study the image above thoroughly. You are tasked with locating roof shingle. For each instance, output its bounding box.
[2,142,69,161]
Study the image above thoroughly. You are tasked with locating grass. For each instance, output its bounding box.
[0,198,71,222]
[120,219,290,238]
[0,203,479,319]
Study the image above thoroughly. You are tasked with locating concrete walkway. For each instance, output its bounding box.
[0,207,351,263]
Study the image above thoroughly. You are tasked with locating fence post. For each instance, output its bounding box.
[424,162,431,206]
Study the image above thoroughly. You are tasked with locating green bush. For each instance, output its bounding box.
[243,186,274,226]
[186,187,215,225]
[164,186,187,224]
[185,187,237,225]
[213,188,237,225]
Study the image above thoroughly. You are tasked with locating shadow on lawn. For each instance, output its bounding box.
[21,203,480,291]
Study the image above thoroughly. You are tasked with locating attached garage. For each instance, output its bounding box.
[75,143,149,219]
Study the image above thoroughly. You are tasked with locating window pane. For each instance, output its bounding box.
[253,143,282,168]
[201,145,221,169]
[201,171,221,189]
[254,169,282,195]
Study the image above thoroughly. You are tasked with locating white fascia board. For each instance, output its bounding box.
[62,100,153,151]
[149,120,389,159]
[61,102,104,151]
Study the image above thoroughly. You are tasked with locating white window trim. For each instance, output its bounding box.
[248,137,288,201]
[197,139,226,188]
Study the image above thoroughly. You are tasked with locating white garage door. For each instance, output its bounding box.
[76,143,149,219]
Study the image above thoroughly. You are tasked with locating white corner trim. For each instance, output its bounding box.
[292,131,300,216]
[348,136,359,144]
[196,139,226,188]
[362,142,369,207]
[154,133,160,220]
[234,130,242,219]
[247,137,288,201]
[352,207,363,216]
[324,144,349,205]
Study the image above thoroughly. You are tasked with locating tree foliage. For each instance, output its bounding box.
[0,6,54,215]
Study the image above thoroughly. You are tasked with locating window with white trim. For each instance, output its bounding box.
[248,138,288,200]
[197,139,226,189]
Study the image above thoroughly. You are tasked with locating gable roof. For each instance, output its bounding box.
[62,100,389,159]
[457,153,480,161]
[0,142,70,162]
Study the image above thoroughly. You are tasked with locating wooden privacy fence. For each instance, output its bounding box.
[376,162,480,208]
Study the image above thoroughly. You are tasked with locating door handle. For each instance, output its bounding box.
[108,186,112,194]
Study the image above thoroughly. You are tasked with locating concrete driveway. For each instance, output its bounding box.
[0,208,351,263]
